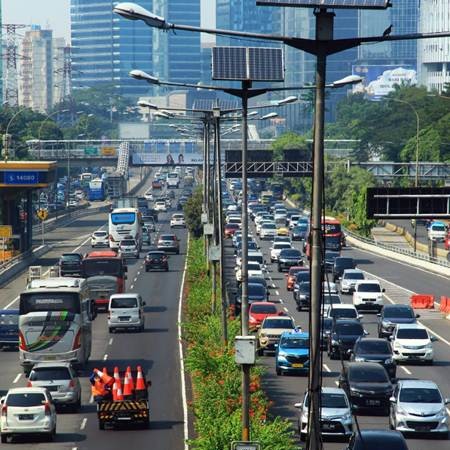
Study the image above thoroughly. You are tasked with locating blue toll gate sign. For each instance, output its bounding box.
[4,171,41,185]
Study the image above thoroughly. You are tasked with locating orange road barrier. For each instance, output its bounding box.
[410,294,435,309]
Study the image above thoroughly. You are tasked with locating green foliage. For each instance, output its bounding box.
[183,187,204,238]
[184,239,297,450]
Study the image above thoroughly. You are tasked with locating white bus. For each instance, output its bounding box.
[18,277,94,375]
[108,207,142,250]
[167,172,180,188]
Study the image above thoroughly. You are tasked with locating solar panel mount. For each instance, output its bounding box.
[212,47,284,82]
[256,0,391,10]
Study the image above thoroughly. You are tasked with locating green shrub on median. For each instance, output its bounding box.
[183,238,297,450]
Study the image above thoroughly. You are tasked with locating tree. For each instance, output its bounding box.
[183,187,203,238]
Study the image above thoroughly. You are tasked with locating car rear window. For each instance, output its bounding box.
[160,235,176,241]
[396,328,428,339]
[7,393,46,407]
[329,308,357,319]
[111,297,138,308]
[30,368,71,381]
[250,304,277,314]
[121,240,136,246]
[349,366,388,383]
[93,231,107,237]
[358,283,381,292]
[61,254,81,261]
[264,319,294,329]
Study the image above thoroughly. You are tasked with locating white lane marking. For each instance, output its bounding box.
[137,271,141,275]
[323,364,331,373]
[133,277,138,282]
[13,373,22,384]
[89,395,93,404]
[178,234,190,450]
[80,418,87,430]
[447,408,450,416]
[279,299,284,304]
[400,366,412,375]
[283,307,289,312]
[103,354,108,361]
[130,284,134,289]
[108,338,113,345]
[272,283,276,288]
[275,290,280,296]
[334,381,339,386]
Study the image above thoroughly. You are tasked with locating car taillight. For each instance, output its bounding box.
[107,310,111,320]
[44,402,51,416]
[109,234,115,241]
[1,405,7,417]
[72,329,82,350]
[69,380,75,388]
[19,330,27,351]
[27,381,32,387]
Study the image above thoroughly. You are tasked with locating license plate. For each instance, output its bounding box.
[119,317,129,321]
[44,355,57,360]
[322,423,336,431]
[415,426,431,432]
[18,414,33,420]
[366,399,380,406]
[292,363,303,368]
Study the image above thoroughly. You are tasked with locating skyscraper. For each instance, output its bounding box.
[71,0,153,96]
[152,0,201,88]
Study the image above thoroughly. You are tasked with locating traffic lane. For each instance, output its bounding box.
[344,245,448,304]
[79,211,187,450]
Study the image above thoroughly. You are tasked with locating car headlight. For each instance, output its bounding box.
[341,412,352,422]
[434,409,447,420]
[425,343,433,349]
[354,357,365,362]
[385,357,394,364]
[331,339,339,345]
[277,354,287,362]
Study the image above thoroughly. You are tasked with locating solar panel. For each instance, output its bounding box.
[192,99,240,111]
[256,0,391,10]
[212,47,284,82]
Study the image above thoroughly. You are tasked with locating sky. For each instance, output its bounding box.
[2,0,215,41]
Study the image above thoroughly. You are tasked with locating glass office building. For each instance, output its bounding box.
[71,0,153,96]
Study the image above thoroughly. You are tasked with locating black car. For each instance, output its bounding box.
[236,283,268,306]
[324,250,340,272]
[321,317,333,350]
[328,319,366,360]
[378,304,419,338]
[277,249,303,272]
[345,430,409,450]
[293,271,310,301]
[325,235,342,252]
[145,208,159,223]
[145,250,168,272]
[291,224,308,241]
[350,338,396,379]
[0,310,19,349]
[338,362,393,415]
[59,253,83,276]
[332,257,356,282]
[294,281,310,311]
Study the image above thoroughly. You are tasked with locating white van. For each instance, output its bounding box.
[427,221,447,242]
[108,294,145,333]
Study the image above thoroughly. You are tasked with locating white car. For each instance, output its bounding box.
[255,214,273,226]
[270,242,292,262]
[118,238,139,259]
[236,261,264,282]
[259,223,277,240]
[340,269,365,294]
[154,201,167,212]
[323,281,338,294]
[391,323,435,364]
[352,280,384,312]
[289,215,302,229]
[91,230,109,247]
[0,387,57,443]
[108,293,145,333]
[427,221,447,242]
[273,235,292,245]
[326,304,362,321]
[144,191,153,201]
[170,213,186,228]
[256,219,273,235]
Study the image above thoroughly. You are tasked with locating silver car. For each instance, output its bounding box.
[118,238,139,258]
[28,362,81,412]
[389,379,449,436]
[295,387,353,440]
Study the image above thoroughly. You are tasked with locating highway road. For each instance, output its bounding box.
[227,218,450,450]
[0,178,187,450]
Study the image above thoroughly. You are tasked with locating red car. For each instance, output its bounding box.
[152,180,162,189]
[249,302,283,330]
[224,223,240,238]
[445,232,450,250]
[285,266,307,291]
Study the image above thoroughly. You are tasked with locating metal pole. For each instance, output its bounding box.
[211,115,218,314]
[41,219,45,246]
[414,109,420,253]
[307,10,333,450]
[241,81,250,442]
[214,111,228,345]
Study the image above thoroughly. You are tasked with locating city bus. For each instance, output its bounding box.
[305,218,345,258]
[79,173,92,187]
[108,207,142,250]
[18,277,94,374]
[88,178,105,201]
[82,250,127,310]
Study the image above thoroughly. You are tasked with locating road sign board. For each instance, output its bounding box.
[231,442,260,450]
[36,209,48,221]
[0,225,12,239]
[84,146,99,156]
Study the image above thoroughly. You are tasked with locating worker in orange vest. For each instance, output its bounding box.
[90,368,114,403]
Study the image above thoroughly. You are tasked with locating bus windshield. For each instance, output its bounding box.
[111,212,136,225]
[82,259,123,277]
[324,222,341,235]
[20,292,80,315]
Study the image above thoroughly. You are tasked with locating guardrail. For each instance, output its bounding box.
[0,249,34,274]
[344,227,450,269]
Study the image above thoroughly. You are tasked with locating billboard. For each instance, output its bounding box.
[352,65,417,101]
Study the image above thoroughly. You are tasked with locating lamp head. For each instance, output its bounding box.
[332,75,363,88]
[137,100,158,110]
[130,70,160,84]
[113,3,168,29]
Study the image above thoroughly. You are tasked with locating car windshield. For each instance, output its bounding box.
[251,304,277,314]
[296,272,310,283]
[7,393,46,407]
[334,323,363,335]
[356,341,390,354]
[280,250,301,257]
[111,297,138,308]
[264,319,294,329]
[262,224,276,230]
[161,235,175,241]
[396,328,428,339]
[280,337,308,348]
[274,243,291,249]
[399,387,442,403]
[305,393,348,409]
[30,367,71,381]
[335,258,354,268]
[121,240,136,246]
[248,263,261,271]
[329,309,357,319]
[325,252,340,261]
[61,254,81,261]
[323,294,341,305]
[358,283,381,292]
[349,367,388,383]
[248,285,266,296]
[344,272,364,280]
[299,282,310,293]
[384,307,415,319]
[148,252,165,259]
[431,224,446,231]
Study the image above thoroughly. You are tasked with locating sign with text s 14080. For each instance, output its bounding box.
[231,442,260,450]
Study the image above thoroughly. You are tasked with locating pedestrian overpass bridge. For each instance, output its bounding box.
[27,139,450,180]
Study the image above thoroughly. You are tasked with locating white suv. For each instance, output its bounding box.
[352,280,384,312]
[91,230,109,247]
[1,387,57,443]
[170,213,186,228]
[340,269,365,294]
[391,323,435,364]
[260,223,277,240]
[108,293,145,333]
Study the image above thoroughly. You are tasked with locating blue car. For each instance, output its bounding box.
[0,310,19,349]
[275,331,310,376]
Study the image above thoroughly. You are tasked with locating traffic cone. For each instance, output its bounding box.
[115,385,124,401]
[123,373,133,400]
[95,368,114,386]
[113,366,120,382]
[135,366,147,400]
[126,366,135,392]
[103,367,109,377]
[112,381,118,401]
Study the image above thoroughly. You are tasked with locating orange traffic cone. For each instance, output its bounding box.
[103,367,109,377]
[126,366,135,392]
[112,381,118,401]
[113,366,120,382]
[135,366,147,400]
[115,385,124,401]
[123,373,134,399]
[95,368,114,386]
